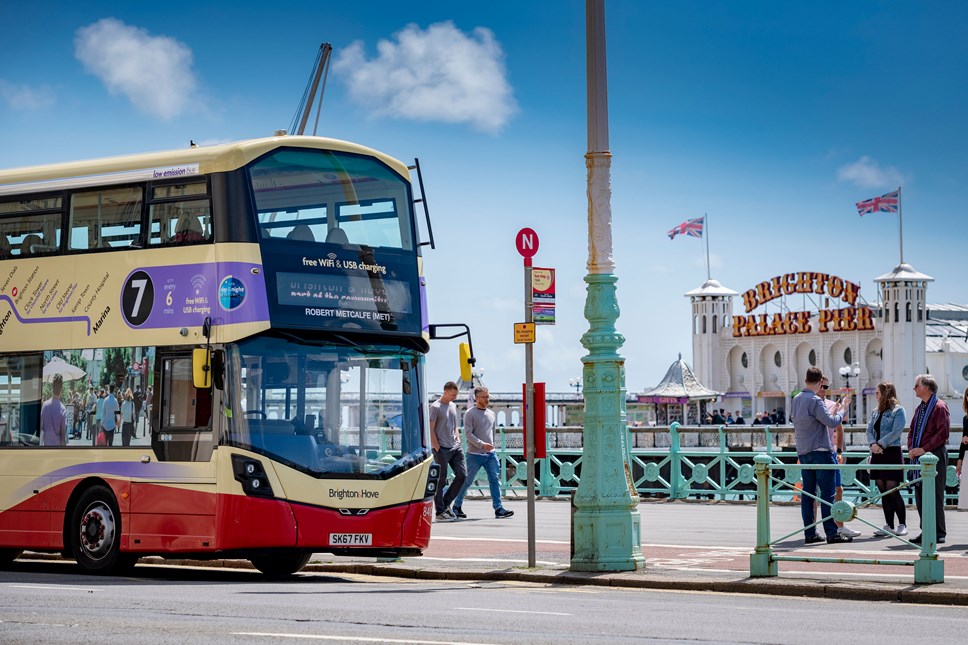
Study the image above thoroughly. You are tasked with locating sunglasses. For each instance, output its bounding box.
[820,385,829,390]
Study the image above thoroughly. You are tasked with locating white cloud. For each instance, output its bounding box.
[74,18,197,120]
[0,80,56,110]
[837,156,905,189]
[333,21,517,134]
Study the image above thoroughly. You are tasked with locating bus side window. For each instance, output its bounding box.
[150,201,211,246]
[20,234,43,256]
[172,213,207,244]
[69,186,141,251]
[0,235,12,259]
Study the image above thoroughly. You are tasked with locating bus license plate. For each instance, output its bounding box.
[329,533,372,546]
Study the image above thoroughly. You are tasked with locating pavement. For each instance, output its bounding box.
[20,498,968,605]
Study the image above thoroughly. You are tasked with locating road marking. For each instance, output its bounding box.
[233,632,499,645]
[457,607,571,616]
[8,584,99,592]
[432,536,569,545]
[417,556,565,567]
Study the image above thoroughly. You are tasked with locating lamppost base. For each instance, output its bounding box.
[570,507,646,572]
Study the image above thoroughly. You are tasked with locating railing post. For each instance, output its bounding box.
[914,453,944,584]
[717,424,727,500]
[749,454,777,577]
[538,430,553,497]
[669,422,684,499]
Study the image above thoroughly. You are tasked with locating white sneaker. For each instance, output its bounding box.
[873,525,894,537]
[839,526,862,538]
[895,524,908,536]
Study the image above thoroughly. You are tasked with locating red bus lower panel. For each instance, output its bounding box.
[291,499,432,552]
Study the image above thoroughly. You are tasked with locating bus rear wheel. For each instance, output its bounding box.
[250,553,311,578]
[69,485,137,574]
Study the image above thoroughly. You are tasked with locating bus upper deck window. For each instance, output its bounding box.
[172,213,207,243]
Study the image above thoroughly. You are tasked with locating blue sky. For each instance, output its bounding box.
[1,1,965,394]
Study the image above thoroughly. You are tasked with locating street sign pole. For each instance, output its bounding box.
[524,259,536,568]
[515,227,538,569]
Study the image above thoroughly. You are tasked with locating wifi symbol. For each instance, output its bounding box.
[190,274,206,295]
[327,253,337,260]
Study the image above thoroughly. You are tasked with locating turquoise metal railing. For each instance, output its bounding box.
[750,454,943,584]
[444,422,963,503]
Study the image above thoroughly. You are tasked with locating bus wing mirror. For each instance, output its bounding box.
[192,348,212,389]
[211,349,225,391]
[459,342,474,382]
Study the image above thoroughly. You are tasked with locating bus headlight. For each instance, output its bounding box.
[425,463,440,498]
[232,454,274,498]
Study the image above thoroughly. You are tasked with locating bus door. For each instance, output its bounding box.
[128,351,216,552]
[0,353,51,548]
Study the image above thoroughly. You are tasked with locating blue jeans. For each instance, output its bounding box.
[800,450,838,538]
[454,451,504,511]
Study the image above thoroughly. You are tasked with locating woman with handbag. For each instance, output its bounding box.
[867,382,908,536]
[955,387,968,510]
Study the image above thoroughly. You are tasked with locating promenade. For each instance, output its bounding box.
[303,498,968,605]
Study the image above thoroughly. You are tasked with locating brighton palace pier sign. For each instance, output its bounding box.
[732,272,875,338]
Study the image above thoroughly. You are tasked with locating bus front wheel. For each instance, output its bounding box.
[250,553,311,578]
[0,549,23,566]
[69,485,137,574]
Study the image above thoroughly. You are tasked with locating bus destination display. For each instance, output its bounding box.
[276,270,414,332]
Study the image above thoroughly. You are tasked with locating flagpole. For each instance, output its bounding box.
[897,186,904,265]
[704,213,710,280]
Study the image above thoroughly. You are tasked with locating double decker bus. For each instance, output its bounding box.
[0,135,440,575]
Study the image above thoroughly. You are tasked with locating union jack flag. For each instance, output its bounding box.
[667,217,704,240]
[855,189,900,216]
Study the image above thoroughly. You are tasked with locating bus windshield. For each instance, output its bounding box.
[222,336,428,478]
[250,148,414,251]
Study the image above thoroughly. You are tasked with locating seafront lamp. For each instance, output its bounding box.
[570,0,645,573]
[569,377,583,394]
[838,363,860,391]
[838,363,860,424]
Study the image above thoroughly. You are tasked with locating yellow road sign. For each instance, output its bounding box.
[513,322,535,344]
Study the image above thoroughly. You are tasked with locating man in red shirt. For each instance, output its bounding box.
[908,374,950,544]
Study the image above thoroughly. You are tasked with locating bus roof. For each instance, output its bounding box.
[0,135,411,195]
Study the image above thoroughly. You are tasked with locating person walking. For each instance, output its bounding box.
[72,392,84,440]
[791,367,852,544]
[40,374,68,446]
[120,388,136,447]
[453,387,514,519]
[101,384,120,446]
[908,374,950,544]
[867,382,908,536]
[819,376,861,538]
[93,387,106,445]
[430,381,468,521]
[86,386,97,440]
[134,386,144,435]
[955,387,968,510]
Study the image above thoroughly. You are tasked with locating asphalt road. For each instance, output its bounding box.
[2,559,968,644]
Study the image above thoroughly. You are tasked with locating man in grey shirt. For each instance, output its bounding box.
[791,367,851,545]
[101,384,119,446]
[429,381,467,521]
[453,387,514,519]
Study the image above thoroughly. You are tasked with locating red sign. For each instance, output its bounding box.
[515,228,539,263]
[522,382,547,458]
